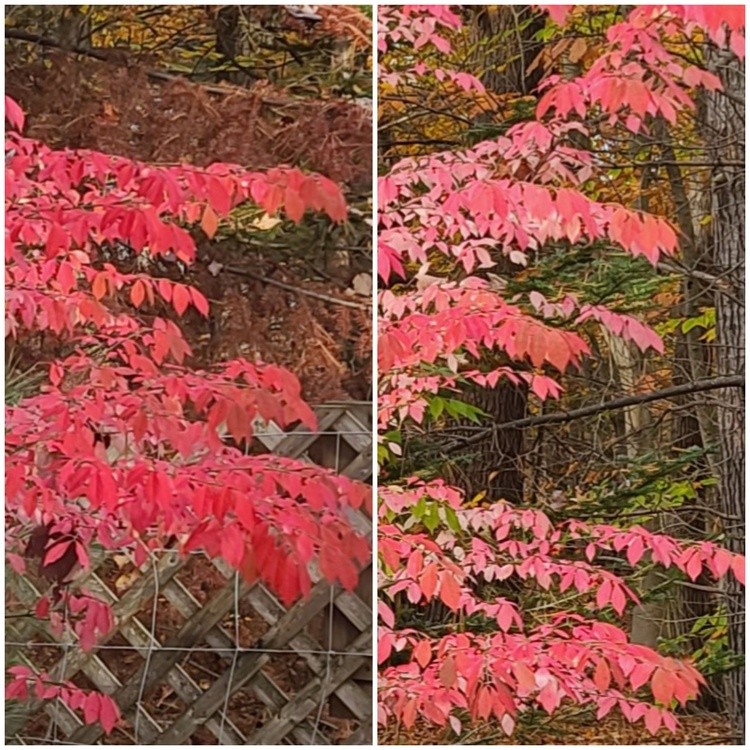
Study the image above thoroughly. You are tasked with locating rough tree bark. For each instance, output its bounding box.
[450,7,545,505]
[703,45,745,741]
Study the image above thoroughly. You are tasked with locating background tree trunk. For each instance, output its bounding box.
[455,380,527,504]
[215,5,245,84]
[465,6,544,96]
[703,46,745,742]
[451,7,545,505]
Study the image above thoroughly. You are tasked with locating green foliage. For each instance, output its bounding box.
[574,448,714,523]
[659,606,742,679]
[658,307,716,341]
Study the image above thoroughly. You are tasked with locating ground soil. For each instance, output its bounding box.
[379,710,734,746]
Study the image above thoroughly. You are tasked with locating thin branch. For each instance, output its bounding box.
[6,28,112,60]
[455,375,744,448]
[220,265,370,310]
[4,29,291,103]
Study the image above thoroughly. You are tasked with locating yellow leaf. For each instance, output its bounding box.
[252,213,282,231]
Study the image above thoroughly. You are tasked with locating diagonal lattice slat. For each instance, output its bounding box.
[6,402,372,745]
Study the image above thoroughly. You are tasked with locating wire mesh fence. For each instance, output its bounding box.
[5,403,373,745]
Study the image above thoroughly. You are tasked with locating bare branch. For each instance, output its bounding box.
[454,375,745,449]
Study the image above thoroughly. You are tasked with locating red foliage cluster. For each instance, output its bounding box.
[5,96,368,734]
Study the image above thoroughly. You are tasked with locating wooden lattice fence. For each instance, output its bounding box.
[5,402,373,745]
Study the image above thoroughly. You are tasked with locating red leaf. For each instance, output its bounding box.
[627,536,645,566]
[413,639,432,668]
[44,541,71,566]
[98,695,120,734]
[476,686,492,719]
[402,697,418,729]
[631,662,656,691]
[190,287,209,316]
[172,284,190,316]
[439,571,461,610]
[594,658,611,691]
[732,554,745,585]
[596,579,612,609]
[221,524,245,568]
[644,706,662,735]
[201,205,219,239]
[378,632,394,664]
[5,95,25,131]
[651,668,674,706]
[419,562,439,600]
[130,280,146,308]
[83,692,101,725]
[537,681,560,713]
[439,655,457,687]
[45,223,70,259]
[284,187,305,223]
[157,278,173,302]
[91,272,108,300]
[513,662,536,691]
[6,678,29,700]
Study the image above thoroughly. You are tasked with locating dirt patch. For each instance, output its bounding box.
[379,710,734,745]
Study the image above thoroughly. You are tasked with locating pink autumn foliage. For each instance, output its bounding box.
[7,666,121,734]
[536,4,743,131]
[379,4,484,90]
[378,482,744,735]
[377,4,745,739]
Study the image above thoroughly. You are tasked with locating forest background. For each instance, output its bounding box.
[377,4,745,745]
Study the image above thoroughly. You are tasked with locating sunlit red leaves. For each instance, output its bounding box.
[608,207,677,265]
[380,620,706,736]
[379,285,590,377]
[6,96,368,723]
[539,4,574,26]
[377,241,406,283]
[534,5,739,134]
[377,4,747,740]
[378,479,742,733]
[6,105,348,353]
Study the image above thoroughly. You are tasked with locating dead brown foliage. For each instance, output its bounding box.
[5,51,371,191]
[5,49,372,403]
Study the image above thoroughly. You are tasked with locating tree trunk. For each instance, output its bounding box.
[449,8,546,505]
[465,6,545,96]
[704,47,745,742]
[455,381,527,505]
[57,6,91,49]
[215,6,245,84]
